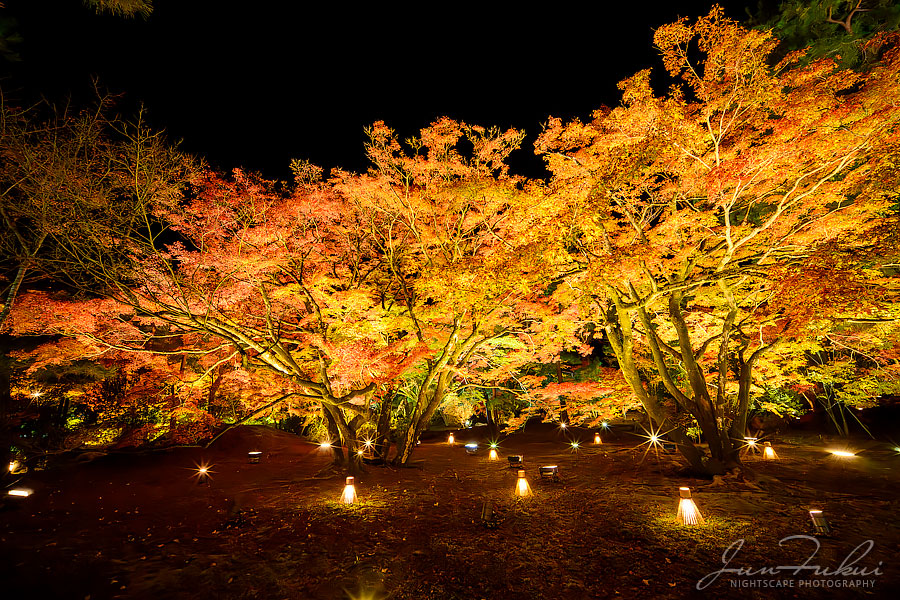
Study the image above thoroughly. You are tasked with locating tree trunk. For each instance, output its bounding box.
[486,390,499,440]
[323,403,364,474]
[374,395,393,461]
[0,265,28,331]
[205,367,223,415]
[394,373,449,466]
[605,304,710,474]
[557,363,569,424]
[322,405,346,465]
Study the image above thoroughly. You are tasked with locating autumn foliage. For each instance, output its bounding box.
[3,7,899,473]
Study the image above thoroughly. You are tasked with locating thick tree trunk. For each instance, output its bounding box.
[322,405,346,465]
[374,395,393,461]
[394,373,449,466]
[322,403,364,474]
[605,302,710,474]
[485,390,499,440]
[664,292,741,472]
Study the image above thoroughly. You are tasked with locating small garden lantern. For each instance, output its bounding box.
[594,433,602,444]
[447,433,455,445]
[539,465,560,481]
[763,442,778,460]
[247,451,262,464]
[809,509,832,535]
[341,476,358,504]
[514,469,531,498]
[676,487,704,525]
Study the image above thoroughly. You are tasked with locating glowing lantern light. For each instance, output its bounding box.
[357,449,365,456]
[514,469,531,498]
[196,464,211,485]
[248,451,262,464]
[9,460,19,472]
[830,450,857,458]
[559,422,567,430]
[762,442,778,460]
[8,488,32,497]
[809,509,832,535]
[488,448,498,460]
[676,487,704,526]
[319,441,332,450]
[594,433,602,445]
[341,476,357,504]
[600,421,609,430]
[570,441,580,451]
[29,390,42,399]
[447,433,455,445]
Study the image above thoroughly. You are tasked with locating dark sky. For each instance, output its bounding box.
[2,0,761,179]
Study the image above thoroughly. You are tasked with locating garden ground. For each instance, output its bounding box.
[1,423,899,599]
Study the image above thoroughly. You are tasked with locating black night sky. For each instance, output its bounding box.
[2,1,761,179]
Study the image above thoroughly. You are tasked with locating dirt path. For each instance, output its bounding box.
[2,424,898,599]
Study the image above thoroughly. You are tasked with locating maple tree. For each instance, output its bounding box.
[0,96,192,330]
[5,115,634,467]
[333,118,595,464]
[534,7,900,474]
[750,0,900,69]
[83,0,153,18]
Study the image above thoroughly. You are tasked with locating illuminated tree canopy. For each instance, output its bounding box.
[2,6,899,474]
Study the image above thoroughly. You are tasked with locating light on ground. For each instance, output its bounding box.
[515,469,531,498]
[341,476,358,504]
[676,487,704,526]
